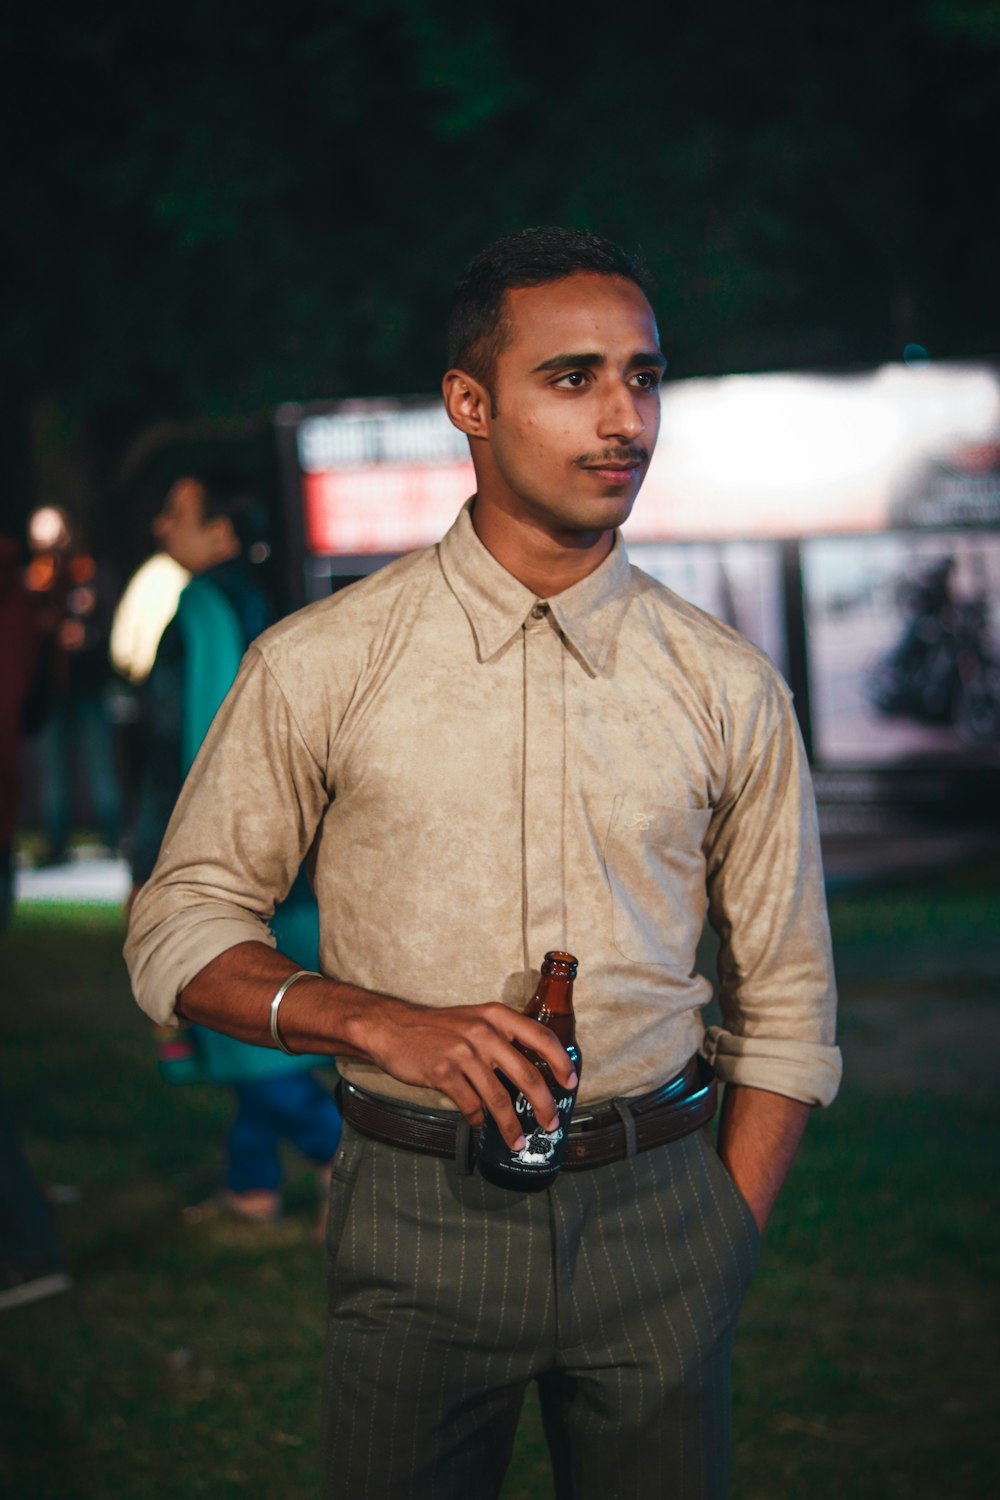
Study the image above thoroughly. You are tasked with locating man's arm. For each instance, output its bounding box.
[701,672,841,1232]
[129,646,575,1151]
[716,1084,811,1235]
[178,941,578,1151]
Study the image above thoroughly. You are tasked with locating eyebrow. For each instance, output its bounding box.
[531,350,668,374]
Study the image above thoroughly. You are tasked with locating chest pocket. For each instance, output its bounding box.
[603,796,712,967]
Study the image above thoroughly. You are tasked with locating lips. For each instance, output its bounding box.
[582,463,642,484]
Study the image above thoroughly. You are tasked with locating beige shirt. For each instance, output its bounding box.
[126,501,841,1110]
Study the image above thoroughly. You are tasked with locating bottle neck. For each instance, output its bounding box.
[527,971,575,1018]
[534,1009,576,1051]
[524,952,578,1051]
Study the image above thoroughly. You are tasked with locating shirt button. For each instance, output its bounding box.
[530,603,548,620]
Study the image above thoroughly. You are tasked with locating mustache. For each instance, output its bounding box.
[574,446,649,467]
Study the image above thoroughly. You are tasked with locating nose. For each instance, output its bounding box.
[597,380,645,442]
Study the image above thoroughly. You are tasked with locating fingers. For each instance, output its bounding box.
[488,1044,560,1132]
[469,1064,529,1149]
[503,1011,579,1087]
[430,1019,550,1149]
[368,999,580,1152]
[453,1009,576,1150]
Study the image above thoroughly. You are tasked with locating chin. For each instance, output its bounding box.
[566,495,637,532]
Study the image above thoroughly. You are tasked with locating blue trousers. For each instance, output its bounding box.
[38,693,123,856]
[226,1072,343,1193]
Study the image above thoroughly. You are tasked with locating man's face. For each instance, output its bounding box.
[152,479,220,575]
[481,272,664,540]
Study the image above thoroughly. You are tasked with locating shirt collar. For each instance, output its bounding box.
[438,499,632,676]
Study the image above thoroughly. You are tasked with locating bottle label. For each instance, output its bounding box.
[478,1042,581,1187]
[509,1088,574,1167]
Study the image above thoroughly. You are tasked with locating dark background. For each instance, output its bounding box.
[2,13,997,1492]
[2,1,998,570]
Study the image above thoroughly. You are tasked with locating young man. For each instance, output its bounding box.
[126,229,840,1499]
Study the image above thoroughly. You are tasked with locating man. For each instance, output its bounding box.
[130,472,270,890]
[1,530,43,928]
[126,228,840,1498]
[24,505,123,864]
[132,471,340,1225]
[1,530,72,1312]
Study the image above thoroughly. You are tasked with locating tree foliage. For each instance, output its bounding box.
[1,1,997,534]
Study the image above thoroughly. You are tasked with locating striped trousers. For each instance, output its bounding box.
[321,1121,760,1500]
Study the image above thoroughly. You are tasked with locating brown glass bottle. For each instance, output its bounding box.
[478,951,582,1192]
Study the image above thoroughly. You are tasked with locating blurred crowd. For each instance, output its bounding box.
[2,501,131,923]
[1,480,258,910]
[1,477,340,1311]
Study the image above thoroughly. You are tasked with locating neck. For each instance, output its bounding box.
[470,499,613,598]
[192,545,241,578]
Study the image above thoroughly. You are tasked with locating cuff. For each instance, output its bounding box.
[125,903,276,1026]
[701,1026,843,1107]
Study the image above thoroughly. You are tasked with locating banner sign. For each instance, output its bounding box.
[297,403,474,555]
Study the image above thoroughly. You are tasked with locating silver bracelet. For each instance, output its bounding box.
[268,970,320,1055]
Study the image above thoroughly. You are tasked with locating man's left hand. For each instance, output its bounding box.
[716,1084,811,1235]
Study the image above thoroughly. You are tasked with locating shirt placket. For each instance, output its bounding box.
[521,603,568,987]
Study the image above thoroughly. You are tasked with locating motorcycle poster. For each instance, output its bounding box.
[804,532,1000,766]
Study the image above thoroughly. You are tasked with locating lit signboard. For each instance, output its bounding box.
[296,402,474,555]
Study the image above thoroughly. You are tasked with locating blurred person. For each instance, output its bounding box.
[0,533,47,927]
[129,476,267,883]
[127,230,840,1498]
[0,534,71,1310]
[133,472,340,1224]
[24,504,123,864]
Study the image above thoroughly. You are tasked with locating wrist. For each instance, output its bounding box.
[352,991,419,1069]
[269,972,335,1056]
[269,970,320,1054]
[278,975,409,1065]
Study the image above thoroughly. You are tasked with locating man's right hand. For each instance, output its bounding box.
[177,941,577,1151]
[363,996,578,1149]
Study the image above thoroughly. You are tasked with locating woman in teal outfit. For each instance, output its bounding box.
[132,471,341,1222]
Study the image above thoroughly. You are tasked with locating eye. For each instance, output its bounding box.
[630,369,662,390]
[552,370,590,388]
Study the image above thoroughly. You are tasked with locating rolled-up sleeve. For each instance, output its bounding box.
[124,647,329,1025]
[701,680,842,1107]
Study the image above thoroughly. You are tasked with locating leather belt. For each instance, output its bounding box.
[340,1054,717,1172]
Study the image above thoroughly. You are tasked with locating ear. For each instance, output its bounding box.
[442,368,491,441]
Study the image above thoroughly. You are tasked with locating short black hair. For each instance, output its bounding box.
[196,469,267,554]
[447,226,651,393]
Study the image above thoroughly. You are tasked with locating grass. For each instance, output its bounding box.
[730,1090,995,1498]
[1,875,997,1498]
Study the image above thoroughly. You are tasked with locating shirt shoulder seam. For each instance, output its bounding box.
[247,644,326,777]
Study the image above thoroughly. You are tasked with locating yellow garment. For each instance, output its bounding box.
[110,553,189,685]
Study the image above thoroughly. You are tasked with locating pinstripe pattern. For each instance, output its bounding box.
[320,1123,758,1499]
